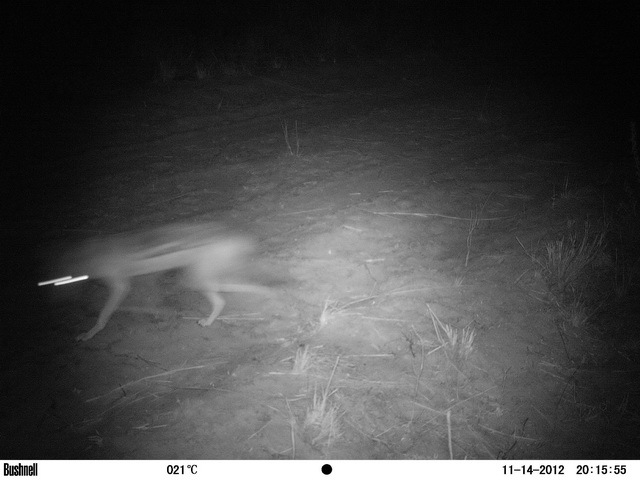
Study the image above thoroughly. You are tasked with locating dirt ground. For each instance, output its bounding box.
[4,57,639,459]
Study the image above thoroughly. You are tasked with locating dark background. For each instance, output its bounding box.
[3,0,639,254]
[5,1,639,106]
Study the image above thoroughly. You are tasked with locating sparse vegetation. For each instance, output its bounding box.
[518,220,611,328]
[540,222,607,295]
[318,298,336,326]
[303,357,342,448]
[613,252,639,299]
[14,3,640,461]
[465,207,480,267]
[428,304,475,366]
[282,120,301,157]
[292,344,313,374]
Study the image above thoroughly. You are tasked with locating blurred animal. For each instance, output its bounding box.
[52,222,269,341]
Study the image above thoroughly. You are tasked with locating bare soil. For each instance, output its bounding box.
[4,57,639,459]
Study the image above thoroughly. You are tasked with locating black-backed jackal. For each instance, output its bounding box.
[44,222,270,341]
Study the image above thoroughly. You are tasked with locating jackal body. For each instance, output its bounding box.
[61,222,267,341]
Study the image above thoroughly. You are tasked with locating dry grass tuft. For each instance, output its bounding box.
[427,304,475,366]
[319,298,338,326]
[292,344,313,374]
[518,222,609,328]
[303,357,342,447]
[540,222,606,294]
